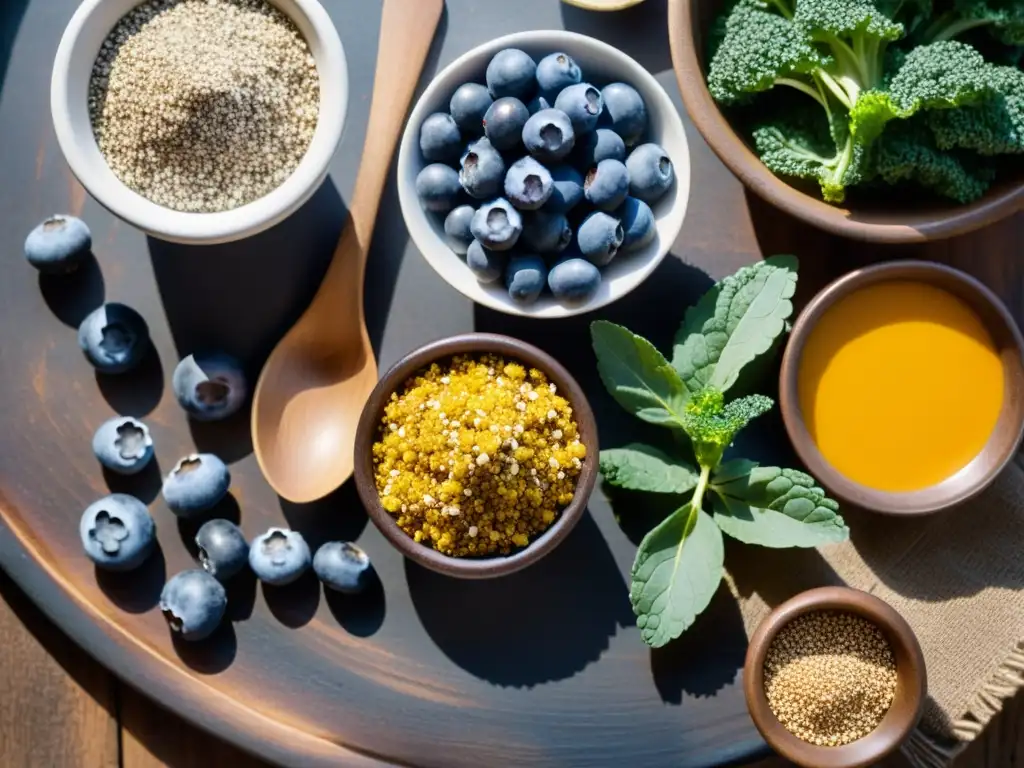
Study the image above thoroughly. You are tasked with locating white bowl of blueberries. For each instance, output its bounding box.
[397,31,690,318]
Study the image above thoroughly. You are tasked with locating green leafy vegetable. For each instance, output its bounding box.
[594,258,849,648]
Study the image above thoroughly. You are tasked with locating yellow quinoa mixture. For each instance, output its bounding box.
[372,355,586,556]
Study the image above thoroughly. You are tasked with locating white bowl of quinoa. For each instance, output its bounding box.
[354,334,599,579]
[51,0,347,245]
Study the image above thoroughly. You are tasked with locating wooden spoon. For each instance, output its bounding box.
[252,0,446,503]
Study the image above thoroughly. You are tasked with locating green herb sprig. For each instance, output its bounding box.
[592,256,849,648]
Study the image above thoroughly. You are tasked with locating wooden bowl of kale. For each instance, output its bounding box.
[668,0,1024,242]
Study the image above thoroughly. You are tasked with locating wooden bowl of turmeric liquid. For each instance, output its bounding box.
[780,261,1024,515]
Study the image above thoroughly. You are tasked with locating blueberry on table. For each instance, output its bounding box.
[527,94,551,115]
[486,48,537,100]
[470,198,522,251]
[415,164,462,213]
[172,352,247,422]
[92,417,154,475]
[535,52,582,98]
[483,97,530,152]
[618,197,657,252]
[627,143,674,204]
[160,569,227,641]
[577,210,625,267]
[505,254,548,304]
[450,83,492,135]
[584,159,630,211]
[504,157,554,211]
[600,83,648,146]
[162,454,230,518]
[459,137,505,199]
[543,164,584,213]
[548,257,602,302]
[521,210,572,254]
[554,83,604,135]
[522,108,575,163]
[572,128,626,170]
[195,519,249,581]
[24,215,91,274]
[313,541,372,594]
[249,528,311,586]
[80,494,155,572]
[466,240,508,283]
[77,302,150,374]
[444,205,477,255]
[419,112,463,164]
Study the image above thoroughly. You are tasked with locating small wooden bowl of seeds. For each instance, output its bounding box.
[353,333,599,579]
[744,587,926,768]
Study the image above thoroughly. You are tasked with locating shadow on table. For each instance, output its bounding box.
[95,542,167,614]
[559,0,673,76]
[0,0,28,94]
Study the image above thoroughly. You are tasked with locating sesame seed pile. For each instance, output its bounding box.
[371,356,586,557]
[764,611,898,747]
[88,0,320,213]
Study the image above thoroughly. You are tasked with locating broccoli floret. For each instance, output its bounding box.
[924,0,1024,45]
[681,388,774,468]
[926,65,1024,154]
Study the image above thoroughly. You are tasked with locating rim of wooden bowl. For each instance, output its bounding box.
[744,587,927,768]
[353,334,599,579]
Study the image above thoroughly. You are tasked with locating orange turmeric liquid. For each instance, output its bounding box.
[797,281,1003,492]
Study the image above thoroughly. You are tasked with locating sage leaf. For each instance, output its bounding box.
[600,444,700,494]
[672,255,798,394]
[711,465,849,548]
[592,321,689,428]
[630,504,724,647]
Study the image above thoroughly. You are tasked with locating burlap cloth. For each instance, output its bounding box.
[726,454,1024,767]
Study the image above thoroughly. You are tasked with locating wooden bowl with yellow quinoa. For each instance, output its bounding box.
[354,334,598,578]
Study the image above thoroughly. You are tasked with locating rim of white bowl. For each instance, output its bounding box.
[50,0,348,245]
[397,30,691,319]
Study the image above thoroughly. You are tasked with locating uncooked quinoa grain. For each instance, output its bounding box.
[764,611,898,747]
[89,0,319,212]
[371,356,586,557]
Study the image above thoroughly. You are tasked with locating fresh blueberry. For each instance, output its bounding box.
[172,353,247,422]
[554,83,603,135]
[415,164,462,213]
[522,109,575,163]
[521,211,572,253]
[535,52,582,97]
[548,257,602,302]
[577,211,625,266]
[618,197,657,252]
[195,519,248,581]
[92,417,154,475]
[584,159,630,211]
[313,541,372,594]
[24,215,91,274]
[80,494,155,572]
[160,569,227,641]
[627,143,674,204]
[458,137,505,199]
[543,164,584,213]
[486,49,537,100]
[504,157,553,211]
[470,198,522,251]
[249,528,311,586]
[466,240,508,283]
[572,128,627,170]
[505,254,548,304]
[78,303,149,374]
[162,454,230,518]
[444,205,476,255]
[483,97,530,152]
[419,112,462,164]
[450,83,492,135]
[600,83,648,146]
[527,94,551,115]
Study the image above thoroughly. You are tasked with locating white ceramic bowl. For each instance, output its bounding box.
[397,31,691,318]
[51,0,348,245]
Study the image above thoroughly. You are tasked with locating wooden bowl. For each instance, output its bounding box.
[744,587,927,768]
[353,333,599,578]
[667,0,1024,243]
[779,260,1024,515]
